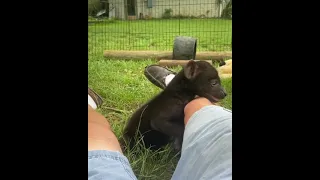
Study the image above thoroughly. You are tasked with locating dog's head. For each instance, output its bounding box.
[183,60,227,102]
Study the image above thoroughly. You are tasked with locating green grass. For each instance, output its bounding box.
[88,56,232,179]
[88,15,232,180]
[88,18,232,55]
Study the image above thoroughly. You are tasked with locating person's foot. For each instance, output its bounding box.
[88,87,103,108]
[144,65,177,89]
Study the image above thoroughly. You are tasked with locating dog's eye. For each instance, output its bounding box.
[211,81,217,86]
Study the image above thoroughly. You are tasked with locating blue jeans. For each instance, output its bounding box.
[88,105,232,180]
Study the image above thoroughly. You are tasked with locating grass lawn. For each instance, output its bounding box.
[88,55,232,179]
[88,18,232,55]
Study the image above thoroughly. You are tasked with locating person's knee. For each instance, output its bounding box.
[88,105,122,153]
[184,97,213,125]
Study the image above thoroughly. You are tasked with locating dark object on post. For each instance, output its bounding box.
[173,36,197,60]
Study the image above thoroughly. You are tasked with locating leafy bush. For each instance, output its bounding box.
[162,8,173,19]
[221,0,232,19]
[88,0,101,16]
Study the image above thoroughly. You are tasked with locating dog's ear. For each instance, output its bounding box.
[184,60,199,80]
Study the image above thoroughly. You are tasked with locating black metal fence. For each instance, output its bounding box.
[88,0,232,57]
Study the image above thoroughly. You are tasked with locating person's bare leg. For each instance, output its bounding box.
[88,105,123,153]
[88,88,137,179]
[87,87,122,153]
[184,97,213,125]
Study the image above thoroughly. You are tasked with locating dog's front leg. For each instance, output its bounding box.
[150,118,184,150]
[173,135,183,152]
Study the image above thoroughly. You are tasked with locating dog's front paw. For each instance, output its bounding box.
[172,137,182,153]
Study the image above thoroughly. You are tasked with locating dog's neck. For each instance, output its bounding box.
[164,71,196,100]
